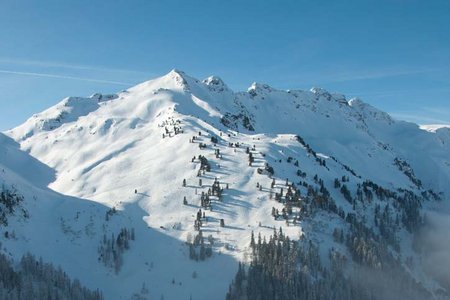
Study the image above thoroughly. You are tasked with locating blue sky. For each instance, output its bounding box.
[1,0,449,130]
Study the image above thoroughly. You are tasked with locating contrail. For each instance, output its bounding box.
[0,69,133,86]
[0,58,151,75]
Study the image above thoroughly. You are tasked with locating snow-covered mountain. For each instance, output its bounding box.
[1,70,450,299]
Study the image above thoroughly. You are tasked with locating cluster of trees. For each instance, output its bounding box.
[271,172,427,274]
[296,169,306,178]
[0,185,28,227]
[332,178,424,237]
[210,178,224,200]
[264,163,274,176]
[396,190,423,232]
[98,227,135,273]
[248,151,254,166]
[271,174,343,226]
[338,216,430,298]
[394,158,422,188]
[198,155,211,172]
[214,148,222,159]
[295,135,316,157]
[374,203,400,250]
[187,231,213,261]
[226,229,430,300]
[104,206,117,221]
[161,118,183,138]
[269,180,305,226]
[227,229,371,300]
[340,184,352,203]
[343,212,399,266]
[0,250,102,299]
[330,155,360,178]
[295,135,327,167]
[273,183,301,207]
[356,180,423,233]
[270,175,345,226]
[246,145,257,166]
[210,136,219,144]
[194,208,207,230]
[359,180,396,201]
[286,156,299,166]
[198,178,224,211]
[199,191,211,210]
[306,181,343,218]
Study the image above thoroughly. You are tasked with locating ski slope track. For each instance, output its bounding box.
[1,70,450,299]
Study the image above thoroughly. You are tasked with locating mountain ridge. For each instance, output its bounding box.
[1,70,450,299]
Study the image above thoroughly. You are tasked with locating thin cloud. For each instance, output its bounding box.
[349,88,450,98]
[272,66,442,90]
[423,106,450,116]
[0,57,150,76]
[0,69,133,86]
[390,112,450,125]
[330,68,437,83]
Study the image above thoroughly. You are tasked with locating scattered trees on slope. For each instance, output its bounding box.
[98,227,135,273]
[0,185,28,227]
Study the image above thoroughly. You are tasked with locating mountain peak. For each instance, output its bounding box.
[310,87,330,95]
[311,87,333,101]
[165,69,189,86]
[247,82,276,98]
[310,87,349,105]
[202,76,230,92]
[130,69,194,93]
[168,68,186,77]
[349,97,394,123]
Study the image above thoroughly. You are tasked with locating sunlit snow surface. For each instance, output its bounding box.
[1,70,449,299]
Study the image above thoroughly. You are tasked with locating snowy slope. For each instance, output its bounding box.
[0,132,240,300]
[3,70,450,299]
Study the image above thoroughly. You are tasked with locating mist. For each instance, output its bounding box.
[417,203,450,295]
